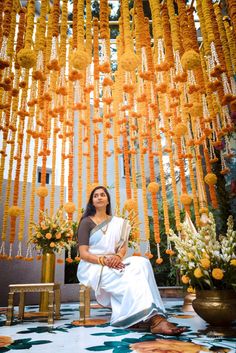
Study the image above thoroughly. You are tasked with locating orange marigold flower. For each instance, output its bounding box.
[145,252,153,259]
[45,233,52,239]
[181,275,190,284]
[156,258,163,265]
[200,258,210,269]
[50,242,55,248]
[66,257,73,263]
[56,233,62,239]
[194,268,203,278]
[230,259,236,266]
[212,268,224,280]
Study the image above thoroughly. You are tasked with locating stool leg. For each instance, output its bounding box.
[54,288,60,319]
[18,292,25,320]
[79,286,85,323]
[85,287,91,319]
[6,292,14,326]
[48,290,54,325]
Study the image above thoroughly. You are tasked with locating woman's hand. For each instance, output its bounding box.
[104,255,125,270]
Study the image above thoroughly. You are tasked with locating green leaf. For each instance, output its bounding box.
[112,329,130,334]
[139,334,156,341]
[0,348,10,353]
[31,340,52,345]
[86,346,112,351]
[121,338,140,344]
[104,341,128,347]
[203,279,211,287]
[8,342,32,350]
[112,347,132,353]
[12,339,32,344]
[91,333,126,337]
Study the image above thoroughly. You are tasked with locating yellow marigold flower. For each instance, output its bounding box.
[200,258,211,269]
[50,242,55,248]
[187,253,194,260]
[187,286,195,293]
[36,233,42,239]
[204,173,217,186]
[194,268,203,278]
[45,233,52,239]
[123,198,137,211]
[120,50,140,71]
[230,259,236,266]
[180,193,192,206]
[212,268,224,280]
[8,205,21,217]
[36,186,48,197]
[147,182,160,193]
[174,122,188,137]
[64,202,76,214]
[181,49,201,70]
[181,275,190,284]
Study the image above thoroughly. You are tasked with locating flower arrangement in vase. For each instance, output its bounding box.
[169,214,236,291]
[29,207,76,256]
[169,213,236,325]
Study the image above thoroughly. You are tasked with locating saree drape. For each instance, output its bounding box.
[77,216,166,327]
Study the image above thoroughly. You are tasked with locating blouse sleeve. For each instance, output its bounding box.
[77,217,95,246]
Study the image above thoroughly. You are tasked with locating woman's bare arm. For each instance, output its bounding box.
[79,245,125,269]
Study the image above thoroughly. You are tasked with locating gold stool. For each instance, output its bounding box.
[6,283,60,326]
[79,285,91,322]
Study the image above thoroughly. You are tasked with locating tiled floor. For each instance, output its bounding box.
[0,299,236,352]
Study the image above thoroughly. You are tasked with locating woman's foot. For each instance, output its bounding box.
[150,315,187,336]
[129,321,150,331]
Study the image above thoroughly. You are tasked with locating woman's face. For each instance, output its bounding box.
[92,188,109,210]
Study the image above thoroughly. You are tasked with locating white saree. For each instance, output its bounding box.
[77,216,166,328]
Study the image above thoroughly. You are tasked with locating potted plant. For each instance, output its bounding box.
[169,214,236,325]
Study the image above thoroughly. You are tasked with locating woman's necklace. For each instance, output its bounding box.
[101,223,109,235]
[93,215,110,235]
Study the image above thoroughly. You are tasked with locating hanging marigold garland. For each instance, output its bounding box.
[0,0,235,263]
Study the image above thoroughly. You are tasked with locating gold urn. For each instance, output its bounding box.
[192,289,236,326]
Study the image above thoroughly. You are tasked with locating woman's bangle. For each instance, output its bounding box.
[98,256,105,266]
[115,253,122,260]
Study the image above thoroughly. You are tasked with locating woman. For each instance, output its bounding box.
[77,186,186,335]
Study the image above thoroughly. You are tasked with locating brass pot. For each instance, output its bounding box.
[192,289,236,326]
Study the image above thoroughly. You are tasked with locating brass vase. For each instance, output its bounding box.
[192,289,236,326]
[182,293,196,312]
[40,252,55,312]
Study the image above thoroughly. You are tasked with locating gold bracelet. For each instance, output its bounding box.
[115,253,122,260]
[100,256,105,266]
[98,256,105,266]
